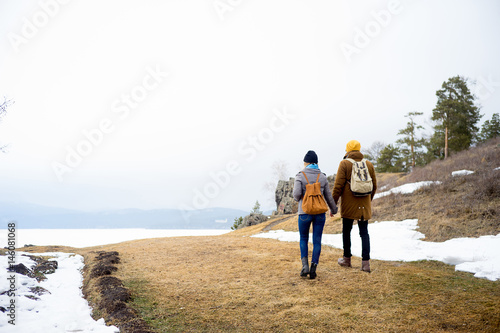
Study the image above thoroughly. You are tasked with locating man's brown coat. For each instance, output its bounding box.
[332,151,377,220]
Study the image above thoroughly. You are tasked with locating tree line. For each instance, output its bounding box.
[364,75,500,173]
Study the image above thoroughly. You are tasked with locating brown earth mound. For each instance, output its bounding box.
[82,251,154,333]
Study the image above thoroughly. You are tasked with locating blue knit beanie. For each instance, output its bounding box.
[303,150,318,164]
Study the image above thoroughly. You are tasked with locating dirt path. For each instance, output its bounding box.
[262,215,295,231]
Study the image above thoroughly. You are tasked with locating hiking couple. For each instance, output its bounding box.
[293,140,377,279]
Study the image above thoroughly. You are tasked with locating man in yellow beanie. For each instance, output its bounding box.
[332,140,377,272]
[345,139,361,152]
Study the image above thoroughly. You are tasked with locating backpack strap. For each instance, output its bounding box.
[345,158,355,184]
[301,171,321,184]
[302,172,321,184]
[301,171,310,184]
[346,158,367,164]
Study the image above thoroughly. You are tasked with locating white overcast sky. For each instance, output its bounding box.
[0,0,499,212]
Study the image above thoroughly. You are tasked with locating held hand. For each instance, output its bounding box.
[330,212,334,217]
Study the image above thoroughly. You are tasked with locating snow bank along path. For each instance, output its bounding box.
[0,252,118,333]
[373,181,441,199]
[252,219,500,281]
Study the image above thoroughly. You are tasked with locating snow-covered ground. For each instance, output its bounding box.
[252,220,500,281]
[373,166,500,199]
[452,169,475,176]
[0,229,230,248]
[0,229,229,332]
[255,173,500,281]
[0,252,118,333]
[374,181,441,199]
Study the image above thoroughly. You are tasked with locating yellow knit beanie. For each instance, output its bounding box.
[346,140,361,152]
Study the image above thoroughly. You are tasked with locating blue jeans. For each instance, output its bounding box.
[342,218,370,261]
[298,213,326,264]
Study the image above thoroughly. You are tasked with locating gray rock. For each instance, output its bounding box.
[29,286,51,296]
[275,177,297,215]
[237,213,268,229]
[8,263,32,276]
[274,174,335,215]
[35,260,58,275]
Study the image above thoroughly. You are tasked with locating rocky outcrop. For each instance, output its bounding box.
[327,174,336,187]
[274,174,336,215]
[237,213,268,229]
[235,173,336,228]
[274,177,298,215]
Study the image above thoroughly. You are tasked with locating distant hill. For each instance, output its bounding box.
[0,202,248,229]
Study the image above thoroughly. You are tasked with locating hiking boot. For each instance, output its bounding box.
[338,256,352,268]
[361,260,371,273]
[309,262,317,279]
[300,257,309,277]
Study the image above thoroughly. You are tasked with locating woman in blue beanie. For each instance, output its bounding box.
[293,150,338,279]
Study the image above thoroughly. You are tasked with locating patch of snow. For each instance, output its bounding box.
[378,185,389,191]
[373,181,441,199]
[0,252,119,333]
[252,219,500,281]
[494,167,500,171]
[452,170,474,177]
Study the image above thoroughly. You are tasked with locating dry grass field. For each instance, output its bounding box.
[20,215,499,333]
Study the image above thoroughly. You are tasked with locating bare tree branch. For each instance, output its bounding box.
[0,97,13,119]
[0,97,13,152]
[262,160,291,205]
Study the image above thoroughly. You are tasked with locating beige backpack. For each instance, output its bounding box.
[346,158,373,197]
[301,172,329,214]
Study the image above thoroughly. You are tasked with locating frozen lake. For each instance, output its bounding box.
[0,228,230,248]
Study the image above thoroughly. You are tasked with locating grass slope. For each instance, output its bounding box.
[373,138,500,241]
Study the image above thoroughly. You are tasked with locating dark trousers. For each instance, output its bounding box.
[342,218,370,261]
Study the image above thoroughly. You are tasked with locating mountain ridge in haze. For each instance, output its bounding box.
[0,201,248,229]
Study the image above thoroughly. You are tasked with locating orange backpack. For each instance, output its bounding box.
[301,172,329,215]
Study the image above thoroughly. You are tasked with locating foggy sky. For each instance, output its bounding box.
[0,0,499,212]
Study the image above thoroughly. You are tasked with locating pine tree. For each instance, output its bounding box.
[396,112,425,168]
[431,76,482,158]
[231,216,243,230]
[251,200,262,214]
[376,144,405,173]
[423,132,445,163]
[479,113,500,141]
